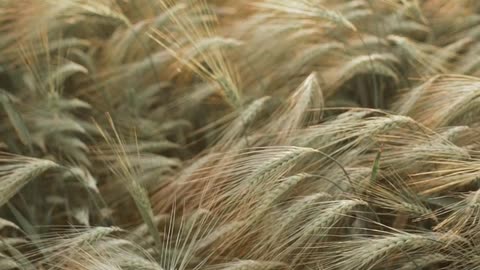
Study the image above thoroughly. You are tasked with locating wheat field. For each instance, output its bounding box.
[1,0,480,269]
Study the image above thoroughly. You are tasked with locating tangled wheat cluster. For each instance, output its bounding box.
[1,0,480,269]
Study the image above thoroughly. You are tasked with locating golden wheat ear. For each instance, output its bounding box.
[149,0,242,108]
[254,0,357,31]
[266,73,324,144]
[36,227,164,270]
[324,231,463,270]
[363,173,436,222]
[326,53,400,95]
[95,115,164,257]
[434,189,480,236]
[393,75,480,128]
[0,153,60,208]
[285,199,367,265]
